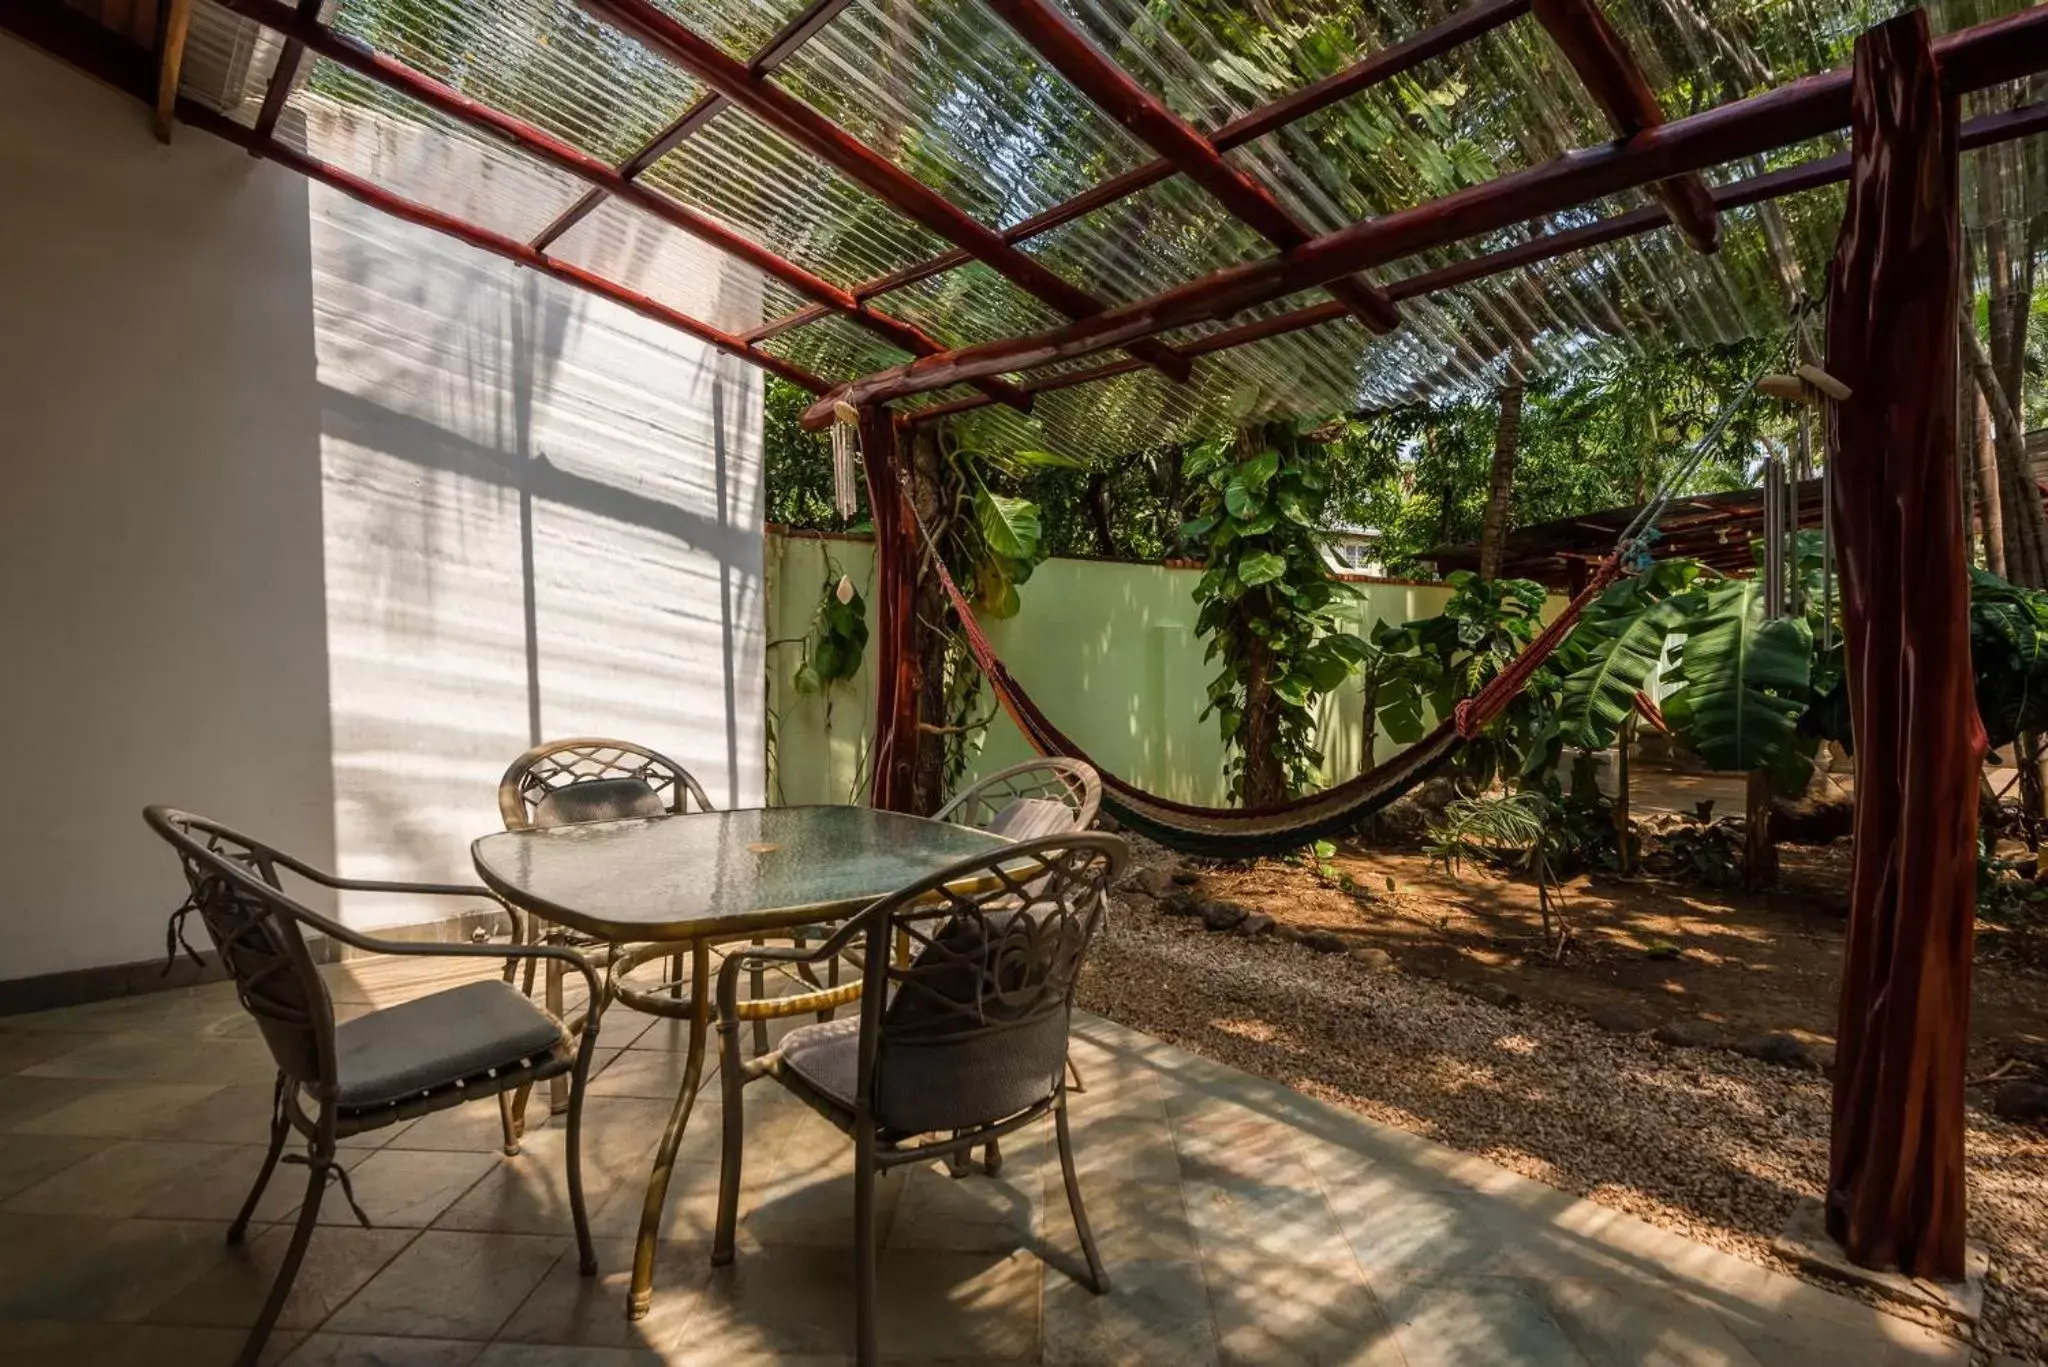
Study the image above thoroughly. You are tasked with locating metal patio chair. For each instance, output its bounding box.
[710,832,1128,1367]
[931,756,1102,840]
[498,737,713,1106]
[143,806,601,1367]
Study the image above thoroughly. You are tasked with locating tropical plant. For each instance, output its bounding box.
[789,569,869,696]
[1662,580,1815,776]
[1427,791,1571,957]
[1183,423,1371,805]
[1969,566,2048,749]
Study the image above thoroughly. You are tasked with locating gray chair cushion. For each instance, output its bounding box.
[336,979,570,1109]
[777,1016,862,1114]
[985,797,1075,839]
[534,778,664,827]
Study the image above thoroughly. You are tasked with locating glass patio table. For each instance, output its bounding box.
[471,804,1010,1318]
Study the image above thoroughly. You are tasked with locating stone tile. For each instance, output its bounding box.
[870,1249,1041,1362]
[0,1029,106,1073]
[473,1347,668,1367]
[1201,1249,1405,1367]
[142,1224,418,1330]
[0,1075,133,1131]
[586,1050,711,1101]
[0,1215,236,1322]
[1324,1180,1523,1282]
[1540,1276,1766,1367]
[1043,1257,1218,1367]
[137,1142,330,1224]
[1180,1170,1354,1266]
[433,1128,621,1238]
[1375,1275,1593,1367]
[64,1321,304,1366]
[3,1138,245,1219]
[8,1080,228,1138]
[382,1088,552,1154]
[885,1153,1040,1254]
[494,1237,709,1350]
[1059,1111,1181,1184]
[1675,1263,1973,1366]
[321,1230,566,1340]
[589,1160,730,1246]
[0,1131,112,1199]
[308,1149,498,1228]
[20,1030,275,1085]
[1041,1176,1196,1265]
[743,1147,906,1252]
[663,1243,864,1357]
[278,1332,486,1365]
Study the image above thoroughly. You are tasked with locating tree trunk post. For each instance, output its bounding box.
[1614,712,1634,876]
[860,408,923,813]
[1235,424,1288,808]
[908,426,950,815]
[1477,380,1525,580]
[1823,10,1981,1282]
[1742,769,1777,890]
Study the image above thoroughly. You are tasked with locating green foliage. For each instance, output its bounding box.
[1662,580,1813,775]
[1369,571,1547,787]
[765,379,867,531]
[1552,563,1701,750]
[1969,567,2048,749]
[1184,426,1369,802]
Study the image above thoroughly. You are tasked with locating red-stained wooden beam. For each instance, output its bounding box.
[984,0,1399,333]
[574,0,1196,385]
[1529,0,1718,253]
[205,0,1028,414]
[807,2,2048,425]
[746,0,1530,342]
[163,99,835,393]
[249,0,326,143]
[902,98,2048,426]
[529,0,854,252]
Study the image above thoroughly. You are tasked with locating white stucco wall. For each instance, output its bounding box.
[0,38,766,979]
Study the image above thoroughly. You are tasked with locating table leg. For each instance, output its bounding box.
[628,938,709,1320]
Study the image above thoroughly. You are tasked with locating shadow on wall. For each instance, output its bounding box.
[311,187,766,923]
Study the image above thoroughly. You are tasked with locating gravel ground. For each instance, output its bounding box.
[1080,879,2048,1362]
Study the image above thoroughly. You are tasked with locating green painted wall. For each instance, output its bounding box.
[766,531,1474,808]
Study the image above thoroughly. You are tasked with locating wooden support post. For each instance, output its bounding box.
[153,0,193,142]
[1823,8,1980,1282]
[1742,769,1776,890]
[859,409,920,813]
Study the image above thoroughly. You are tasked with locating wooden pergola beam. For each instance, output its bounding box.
[1530,0,1719,253]
[805,1,2048,424]
[573,0,1197,385]
[530,0,855,253]
[746,0,1529,344]
[161,100,834,393]
[152,0,194,142]
[985,0,1399,333]
[902,98,2048,426]
[249,0,326,142]
[207,0,1030,415]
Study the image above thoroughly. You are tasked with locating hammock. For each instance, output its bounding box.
[927,539,1621,857]
[901,373,1762,858]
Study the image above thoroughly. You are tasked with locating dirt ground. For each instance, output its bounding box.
[1193,839,2046,1075]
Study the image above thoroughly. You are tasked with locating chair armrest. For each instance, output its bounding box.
[714,911,874,1031]
[302,910,601,1003]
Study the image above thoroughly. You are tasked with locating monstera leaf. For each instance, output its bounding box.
[1556,594,1688,751]
[1970,568,2048,747]
[1662,581,1812,772]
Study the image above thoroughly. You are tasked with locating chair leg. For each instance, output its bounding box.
[945,1133,972,1179]
[546,958,570,1116]
[564,1000,602,1277]
[498,1088,525,1157]
[853,1118,880,1367]
[236,1126,331,1367]
[749,939,769,1058]
[982,1134,1003,1178]
[711,1010,746,1265]
[1055,1095,1108,1295]
[227,1073,289,1245]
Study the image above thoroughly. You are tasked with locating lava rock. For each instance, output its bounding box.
[1733,1032,1816,1071]
[1375,776,1463,844]
[1275,925,1307,945]
[1591,1006,1658,1035]
[1992,1080,2048,1125]
[1120,867,1175,900]
[1238,912,1276,938]
[1159,890,1201,917]
[1299,930,1346,953]
[1651,1018,1723,1049]
[1349,946,1396,972]
[1201,901,1248,932]
[1471,982,1520,1009]
[1171,867,1203,887]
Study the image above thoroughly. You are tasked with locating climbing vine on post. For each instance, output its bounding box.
[1184,422,1370,806]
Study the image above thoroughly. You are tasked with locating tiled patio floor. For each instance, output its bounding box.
[0,956,1967,1365]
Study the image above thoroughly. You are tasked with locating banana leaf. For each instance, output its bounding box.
[1556,595,1688,751]
[1662,581,1812,772]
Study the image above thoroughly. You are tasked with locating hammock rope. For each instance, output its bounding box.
[897,371,1766,857]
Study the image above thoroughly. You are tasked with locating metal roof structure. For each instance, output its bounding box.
[11,0,2048,463]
